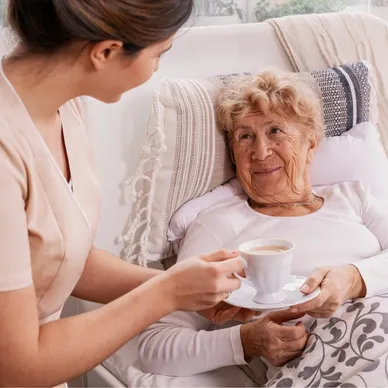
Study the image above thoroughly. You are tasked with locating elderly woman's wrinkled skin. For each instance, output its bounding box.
[231,113,317,205]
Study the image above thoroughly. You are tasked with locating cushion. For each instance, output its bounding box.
[310,122,388,193]
[167,122,388,253]
[119,61,376,264]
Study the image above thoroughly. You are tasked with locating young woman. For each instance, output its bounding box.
[0,1,246,386]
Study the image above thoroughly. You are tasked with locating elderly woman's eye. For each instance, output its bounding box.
[270,127,282,135]
[239,133,253,141]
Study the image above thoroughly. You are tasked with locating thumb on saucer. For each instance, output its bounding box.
[301,268,329,295]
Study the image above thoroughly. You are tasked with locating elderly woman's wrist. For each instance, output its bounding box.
[348,265,367,299]
[240,323,255,361]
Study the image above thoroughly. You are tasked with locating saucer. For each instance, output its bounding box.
[225,275,321,311]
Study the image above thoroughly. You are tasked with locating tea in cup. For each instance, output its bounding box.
[239,238,295,304]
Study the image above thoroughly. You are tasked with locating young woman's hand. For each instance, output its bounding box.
[162,250,244,312]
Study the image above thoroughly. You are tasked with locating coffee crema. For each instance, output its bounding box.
[247,245,289,255]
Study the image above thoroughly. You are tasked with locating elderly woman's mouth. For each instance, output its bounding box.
[253,167,282,176]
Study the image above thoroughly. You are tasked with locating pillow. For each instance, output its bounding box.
[310,122,388,193]
[167,122,388,253]
[119,61,376,265]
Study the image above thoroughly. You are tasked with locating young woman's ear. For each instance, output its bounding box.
[89,41,124,70]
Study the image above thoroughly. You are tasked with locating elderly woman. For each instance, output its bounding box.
[138,71,388,384]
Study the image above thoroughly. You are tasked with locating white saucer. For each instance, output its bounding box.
[225,275,321,311]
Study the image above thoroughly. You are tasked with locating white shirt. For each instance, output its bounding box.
[138,182,388,377]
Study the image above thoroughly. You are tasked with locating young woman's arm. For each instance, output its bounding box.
[0,145,244,386]
[0,252,243,387]
[72,248,162,304]
[0,277,173,387]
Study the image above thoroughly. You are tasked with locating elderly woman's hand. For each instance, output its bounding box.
[290,265,367,318]
[240,310,308,367]
[199,302,259,325]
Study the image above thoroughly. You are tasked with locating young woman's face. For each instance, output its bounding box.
[83,36,174,103]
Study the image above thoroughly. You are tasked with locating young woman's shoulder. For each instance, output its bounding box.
[66,98,86,124]
[0,114,31,184]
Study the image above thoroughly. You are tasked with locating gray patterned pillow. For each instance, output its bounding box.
[218,61,373,137]
[310,61,372,136]
[119,61,375,265]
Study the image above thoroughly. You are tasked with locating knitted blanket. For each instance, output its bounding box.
[267,12,388,152]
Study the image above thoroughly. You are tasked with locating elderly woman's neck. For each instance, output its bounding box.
[251,185,315,206]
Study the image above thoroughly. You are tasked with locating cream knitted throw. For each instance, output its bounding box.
[267,12,388,152]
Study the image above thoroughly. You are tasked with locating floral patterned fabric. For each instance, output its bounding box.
[266,295,388,387]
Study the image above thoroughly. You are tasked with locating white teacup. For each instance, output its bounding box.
[239,238,295,304]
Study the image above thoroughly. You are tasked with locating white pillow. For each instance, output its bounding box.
[310,122,388,195]
[168,122,388,251]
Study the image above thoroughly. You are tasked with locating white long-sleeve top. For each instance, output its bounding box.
[138,182,388,377]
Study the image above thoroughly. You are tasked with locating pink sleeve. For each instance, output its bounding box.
[0,143,32,291]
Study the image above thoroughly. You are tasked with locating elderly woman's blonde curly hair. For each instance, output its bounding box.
[216,70,325,142]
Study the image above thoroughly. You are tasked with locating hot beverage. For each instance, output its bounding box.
[247,245,288,255]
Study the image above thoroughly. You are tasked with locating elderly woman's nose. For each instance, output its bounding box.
[253,139,272,161]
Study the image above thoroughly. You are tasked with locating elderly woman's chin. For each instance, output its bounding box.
[238,170,286,198]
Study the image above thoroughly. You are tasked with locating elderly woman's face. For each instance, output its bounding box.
[231,112,317,200]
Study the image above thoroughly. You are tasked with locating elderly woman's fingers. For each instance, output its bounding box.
[240,312,309,364]
[308,310,333,319]
[201,302,258,325]
[280,334,308,353]
[214,304,240,325]
[300,267,330,294]
[290,286,332,314]
[235,308,259,322]
[268,309,306,324]
[273,350,305,367]
[198,302,249,325]
[278,321,307,342]
[219,306,251,323]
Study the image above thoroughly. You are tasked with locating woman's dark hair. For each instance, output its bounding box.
[7,0,194,55]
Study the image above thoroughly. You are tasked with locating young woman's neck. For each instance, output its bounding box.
[2,51,83,124]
